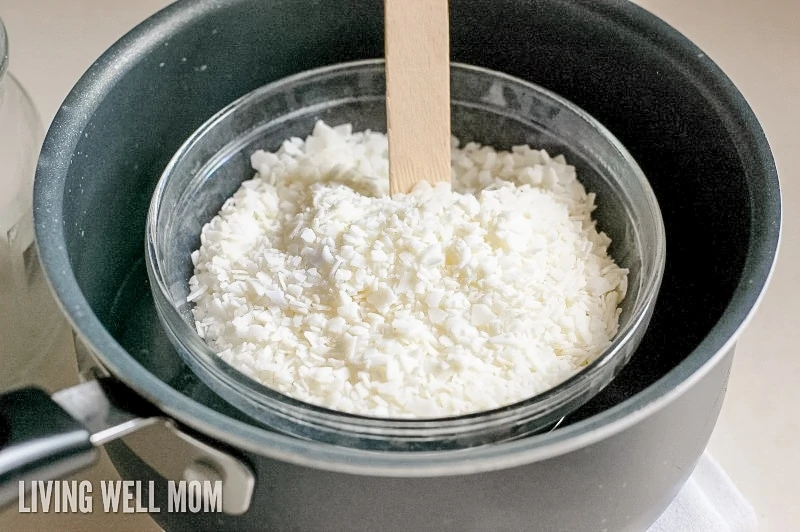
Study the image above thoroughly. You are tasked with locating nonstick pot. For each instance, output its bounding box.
[0,0,780,530]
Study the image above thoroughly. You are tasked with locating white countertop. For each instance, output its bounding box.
[1,0,797,530]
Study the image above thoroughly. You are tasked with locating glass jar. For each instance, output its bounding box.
[0,17,75,391]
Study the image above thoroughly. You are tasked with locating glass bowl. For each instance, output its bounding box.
[145,59,665,451]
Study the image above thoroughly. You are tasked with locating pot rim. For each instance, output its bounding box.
[33,0,781,476]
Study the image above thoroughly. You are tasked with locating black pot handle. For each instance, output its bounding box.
[0,379,254,514]
[0,387,97,507]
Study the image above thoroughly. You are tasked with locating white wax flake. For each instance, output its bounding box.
[188,120,628,418]
[300,228,316,243]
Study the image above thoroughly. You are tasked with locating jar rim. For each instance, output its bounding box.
[0,17,8,81]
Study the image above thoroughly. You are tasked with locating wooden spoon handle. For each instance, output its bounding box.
[385,0,451,196]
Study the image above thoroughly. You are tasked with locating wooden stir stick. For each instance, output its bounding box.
[384,0,452,196]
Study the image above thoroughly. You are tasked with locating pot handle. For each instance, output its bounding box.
[0,387,97,507]
[0,379,255,514]
[0,379,159,509]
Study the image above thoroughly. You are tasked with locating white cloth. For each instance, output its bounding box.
[649,453,758,532]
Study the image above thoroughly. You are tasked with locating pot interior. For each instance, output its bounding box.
[37,0,777,436]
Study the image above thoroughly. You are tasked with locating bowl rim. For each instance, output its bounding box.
[33,0,780,475]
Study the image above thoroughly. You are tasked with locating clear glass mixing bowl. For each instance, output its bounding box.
[146,60,665,451]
